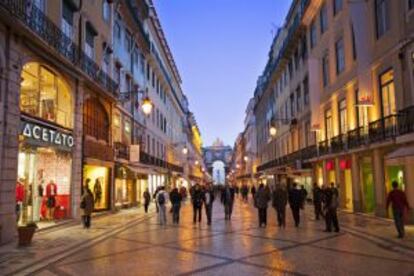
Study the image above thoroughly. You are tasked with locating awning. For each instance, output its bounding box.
[386,146,414,160]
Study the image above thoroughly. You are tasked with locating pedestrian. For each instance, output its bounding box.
[192,184,204,224]
[272,184,288,227]
[386,180,410,239]
[221,183,235,220]
[300,185,308,208]
[153,186,161,213]
[251,185,256,200]
[204,184,215,225]
[312,183,323,220]
[80,188,94,229]
[324,182,340,232]
[288,182,302,227]
[143,188,151,213]
[255,184,271,227]
[170,187,182,224]
[156,186,169,226]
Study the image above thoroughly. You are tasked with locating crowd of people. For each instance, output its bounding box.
[78,178,410,239]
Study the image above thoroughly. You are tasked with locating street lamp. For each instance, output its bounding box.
[243,156,249,162]
[195,160,199,166]
[182,146,189,155]
[269,117,291,138]
[269,125,277,137]
[141,96,153,115]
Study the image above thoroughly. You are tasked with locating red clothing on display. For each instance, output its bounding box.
[46,183,57,197]
[387,189,410,211]
[16,182,25,202]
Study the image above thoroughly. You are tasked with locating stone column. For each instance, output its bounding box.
[0,35,21,243]
[373,149,387,217]
[351,153,363,212]
[70,80,84,220]
[322,160,328,187]
[334,158,346,207]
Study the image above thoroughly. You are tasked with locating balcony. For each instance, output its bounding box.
[0,0,118,95]
[257,109,414,172]
[139,151,184,173]
[114,142,130,160]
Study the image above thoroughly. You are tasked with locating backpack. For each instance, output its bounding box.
[158,192,165,205]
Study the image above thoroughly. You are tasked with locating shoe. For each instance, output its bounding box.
[324,229,332,233]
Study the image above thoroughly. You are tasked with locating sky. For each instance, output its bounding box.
[154,0,293,147]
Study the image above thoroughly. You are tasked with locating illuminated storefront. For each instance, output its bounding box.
[83,165,110,211]
[17,62,74,225]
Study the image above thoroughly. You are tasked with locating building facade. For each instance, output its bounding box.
[0,0,203,244]
[253,0,414,221]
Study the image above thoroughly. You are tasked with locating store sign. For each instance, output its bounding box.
[21,122,74,148]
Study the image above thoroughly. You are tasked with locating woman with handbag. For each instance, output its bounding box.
[80,188,94,229]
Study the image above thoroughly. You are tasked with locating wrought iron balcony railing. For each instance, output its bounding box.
[114,142,130,160]
[0,0,118,95]
[139,151,183,173]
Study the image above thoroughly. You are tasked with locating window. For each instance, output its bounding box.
[102,48,110,73]
[290,93,295,117]
[379,69,396,117]
[294,49,300,70]
[83,98,109,142]
[103,0,111,22]
[325,109,333,140]
[85,24,96,59]
[301,36,308,60]
[305,121,311,146]
[320,4,328,34]
[152,71,155,87]
[310,20,317,48]
[333,0,343,16]
[147,135,150,153]
[20,63,73,128]
[296,86,302,113]
[124,30,132,52]
[375,0,390,38]
[146,64,150,81]
[114,22,121,41]
[61,0,74,39]
[303,76,309,105]
[322,52,330,87]
[355,88,368,129]
[339,99,347,135]
[335,38,345,74]
[351,24,357,60]
[33,0,45,11]
[140,54,146,74]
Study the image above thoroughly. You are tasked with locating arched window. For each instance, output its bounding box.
[83,98,109,142]
[20,62,73,128]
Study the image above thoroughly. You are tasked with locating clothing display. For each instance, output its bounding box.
[94,179,102,204]
[46,182,57,208]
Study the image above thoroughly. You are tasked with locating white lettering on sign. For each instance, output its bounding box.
[21,122,74,148]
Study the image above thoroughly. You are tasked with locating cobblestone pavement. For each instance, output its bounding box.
[1,196,414,276]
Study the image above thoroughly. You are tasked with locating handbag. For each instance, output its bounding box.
[80,199,86,209]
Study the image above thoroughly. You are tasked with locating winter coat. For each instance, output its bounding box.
[288,188,302,209]
[221,187,235,205]
[255,188,270,209]
[192,189,205,208]
[272,188,288,210]
[170,190,182,205]
[81,192,94,216]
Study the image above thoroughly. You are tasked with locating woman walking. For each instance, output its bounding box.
[255,184,271,227]
[170,188,182,224]
[80,188,94,229]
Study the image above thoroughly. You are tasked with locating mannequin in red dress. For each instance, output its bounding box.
[16,179,25,223]
[46,180,57,220]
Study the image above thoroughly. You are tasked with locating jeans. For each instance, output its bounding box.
[193,205,202,223]
[224,203,233,220]
[144,202,149,213]
[159,204,167,225]
[291,206,300,227]
[205,204,213,225]
[172,204,181,224]
[258,208,267,226]
[82,215,91,228]
[314,201,323,220]
[325,208,339,232]
[393,209,405,238]
[275,206,286,227]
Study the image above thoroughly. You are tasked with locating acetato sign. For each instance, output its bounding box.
[21,121,74,148]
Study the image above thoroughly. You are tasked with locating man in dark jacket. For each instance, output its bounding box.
[288,182,302,227]
[170,188,182,224]
[324,182,340,232]
[143,188,151,213]
[221,183,235,220]
[272,184,288,227]
[312,183,323,220]
[386,181,410,238]
[204,184,215,225]
[255,184,271,227]
[192,184,204,224]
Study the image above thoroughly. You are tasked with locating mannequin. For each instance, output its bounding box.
[33,170,44,221]
[94,178,102,205]
[46,180,57,221]
[16,178,25,224]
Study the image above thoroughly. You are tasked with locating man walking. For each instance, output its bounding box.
[386,181,410,239]
[312,183,323,220]
[324,182,340,232]
[143,188,151,213]
[272,184,288,227]
[169,187,182,224]
[221,183,235,220]
[288,182,302,227]
[204,185,215,225]
[156,186,169,226]
[255,184,271,227]
[192,184,204,224]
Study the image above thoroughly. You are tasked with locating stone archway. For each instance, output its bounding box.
[202,138,233,184]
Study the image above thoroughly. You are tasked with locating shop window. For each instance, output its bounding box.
[339,99,347,135]
[379,69,396,117]
[83,98,110,142]
[83,165,110,211]
[20,63,73,129]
